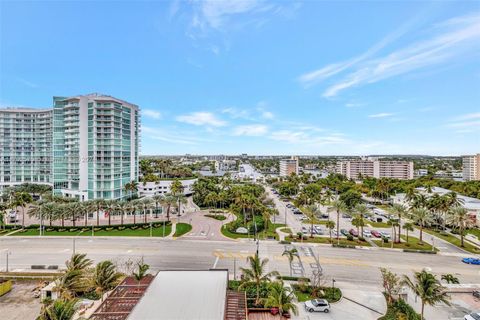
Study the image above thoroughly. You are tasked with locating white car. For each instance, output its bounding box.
[464,312,480,320]
[380,231,390,239]
[304,299,330,313]
[363,230,372,237]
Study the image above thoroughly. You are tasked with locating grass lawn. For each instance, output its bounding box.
[423,228,480,254]
[221,226,251,239]
[372,235,436,251]
[279,227,292,234]
[286,236,371,247]
[204,214,227,221]
[303,219,328,225]
[291,284,342,303]
[10,225,173,237]
[466,228,480,239]
[173,223,192,237]
[221,223,285,240]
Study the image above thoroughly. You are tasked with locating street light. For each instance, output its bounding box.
[431,236,435,252]
[5,250,11,272]
[332,278,336,290]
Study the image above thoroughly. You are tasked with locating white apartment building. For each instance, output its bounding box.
[0,108,53,191]
[137,178,197,197]
[463,154,480,181]
[52,94,140,201]
[279,156,299,177]
[337,159,414,180]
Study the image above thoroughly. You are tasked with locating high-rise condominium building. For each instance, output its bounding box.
[463,154,480,181]
[337,159,414,180]
[279,156,299,177]
[0,108,53,191]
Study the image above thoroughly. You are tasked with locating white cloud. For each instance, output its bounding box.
[142,126,197,145]
[320,13,480,97]
[345,102,365,108]
[142,109,162,119]
[270,130,348,146]
[221,107,251,119]
[368,113,395,118]
[261,110,274,119]
[233,124,268,136]
[176,111,227,127]
[16,77,39,88]
[454,112,480,121]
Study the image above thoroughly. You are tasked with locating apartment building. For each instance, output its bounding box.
[53,94,140,201]
[337,159,414,180]
[279,156,299,177]
[463,154,480,181]
[0,108,53,191]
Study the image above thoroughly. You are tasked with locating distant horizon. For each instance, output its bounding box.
[140,153,470,157]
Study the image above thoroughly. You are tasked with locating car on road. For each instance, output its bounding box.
[342,214,351,219]
[371,230,381,238]
[293,209,303,215]
[340,229,348,236]
[363,230,372,238]
[464,312,480,320]
[304,299,330,313]
[462,257,480,265]
[473,290,480,298]
[349,228,358,237]
[380,231,390,239]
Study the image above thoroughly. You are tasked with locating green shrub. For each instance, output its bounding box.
[279,240,291,245]
[346,234,354,241]
[277,276,310,282]
[358,236,365,242]
[383,237,389,243]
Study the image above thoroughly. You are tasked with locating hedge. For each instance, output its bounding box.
[4,222,172,232]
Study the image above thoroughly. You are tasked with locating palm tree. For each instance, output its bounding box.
[151,194,164,218]
[305,204,320,238]
[175,194,187,217]
[402,270,450,319]
[326,220,335,243]
[14,191,33,228]
[390,203,407,243]
[124,180,138,200]
[82,200,96,227]
[261,208,272,236]
[132,260,150,294]
[104,200,117,226]
[402,222,414,242]
[39,298,77,320]
[448,207,473,247]
[263,281,298,316]
[410,207,432,243]
[441,274,459,284]
[161,195,176,222]
[282,248,298,276]
[353,203,370,237]
[93,199,105,226]
[140,198,152,223]
[116,201,130,226]
[170,179,183,195]
[90,260,123,301]
[328,200,347,243]
[239,253,280,306]
[205,192,218,209]
[66,202,82,227]
[66,253,92,272]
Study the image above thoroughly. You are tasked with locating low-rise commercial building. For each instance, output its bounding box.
[137,178,196,197]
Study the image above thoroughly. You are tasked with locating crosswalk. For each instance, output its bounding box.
[213,250,254,259]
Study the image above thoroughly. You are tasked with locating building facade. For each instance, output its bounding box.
[463,154,480,181]
[52,94,140,201]
[137,179,197,197]
[0,108,53,191]
[337,159,414,180]
[279,156,299,177]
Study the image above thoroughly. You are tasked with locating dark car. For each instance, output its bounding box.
[473,290,480,298]
[462,258,480,265]
[340,229,348,236]
[349,228,358,237]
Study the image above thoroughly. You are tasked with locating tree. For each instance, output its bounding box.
[161,195,177,222]
[305,204,321,238]
[90,260,123,301]
[175,194,187,217]
[380,268,400,304]
[441,274,459,284]
[328,200,347,243]
[402,270,450,319]
[66,202,82,227]
[353,203,370,237]
[239,253,280,306]
[13,191,33,228]
[116,201,130,226]
[403,222,414,242]
[263,281,298,316]
[170,179,183,195]
[132,259,150,294]
[326,220,335,243]
[104,200,117,226]
[410,207,432,243]
[339,190,362,209]
[448,207,473,247]
[205,192,218,209]
[39,298,77,320]
[66,253,92,272]
[151,194,164,218]
[282,248,298,276]
[93,199,105,226]
[139,198,152,223]
[391,203,407,243]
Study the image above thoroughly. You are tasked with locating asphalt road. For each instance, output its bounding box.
[1,237,478,285]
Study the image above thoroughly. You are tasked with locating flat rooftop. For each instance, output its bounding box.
[128,270,228,320]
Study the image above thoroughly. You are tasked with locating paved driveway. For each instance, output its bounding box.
[178,210,234,241]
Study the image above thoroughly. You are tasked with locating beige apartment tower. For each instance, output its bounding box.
[279,156,299,177]
[463,154,480,181]
[337,159,414,180]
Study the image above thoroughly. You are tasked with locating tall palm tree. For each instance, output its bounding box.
[66,253,92,272]
[90,260,123,301]
[170,179,183,195]
[14,191,33,228]
[66,202,82,227]
[116,201,130,226]
[151,194,164,218]
[175,194,187,217]
[104,200,117,226]
[403,222,414,242]
[326,220,335,243]
[93,199,105,226]
[82,201,96,227]
[239,253,279,306]
[161,195,176,222]
[263,281,298,316]
[390,203,407,243]
[282,248,298,276]
[448,207,473,247]
[402,270,450,319]
[327,200,347,243]
[305,204,321,238]
[353,203,370,237]
[410,207,432,243]
[140,198,152,223]
[441,274,459,284]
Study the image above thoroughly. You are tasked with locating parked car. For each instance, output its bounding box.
[342,214,351,219]
[462,258,480,265]
[371,230,381,238]
[464,312,480,320]
[320,213,329,219]
[293,210,303,215]
[304,299,330,313]
[332,229,338,236]
[473,290,480,298]
[380,231,390,239]
[363,230,372,238]
[349,229,358,237]
[340,229,349,236]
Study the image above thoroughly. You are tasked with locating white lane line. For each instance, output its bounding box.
[213,256,220,268]
[60,249,70,253]
[127,250,132,253]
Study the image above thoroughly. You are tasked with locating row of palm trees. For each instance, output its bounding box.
[27,193,188,228]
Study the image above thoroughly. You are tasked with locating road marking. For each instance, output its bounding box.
[213,256,219,268]
[60,249,69,253]
[126,250,132,253]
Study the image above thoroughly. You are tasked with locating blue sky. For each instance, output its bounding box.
[1,1,479,156]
